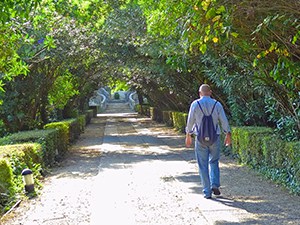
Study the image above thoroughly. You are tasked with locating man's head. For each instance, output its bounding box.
[199,84,212,97]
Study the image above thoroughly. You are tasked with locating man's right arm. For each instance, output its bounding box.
[217,103,230,134]
[217,103,232,146]
[185,101,196,147]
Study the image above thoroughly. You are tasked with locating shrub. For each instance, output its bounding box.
[171,111,188,133]
[85,109,94,124]
[114,92,120,99]
[44,122,69,160]
[231,126,273,165]
[77,115,86,133]
[0,129,59,167]
[0,143,43,213]
[162,111,174,127]
[62,118,81,143]
[231,126,300,195]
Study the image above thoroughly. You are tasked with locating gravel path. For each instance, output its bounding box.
[1,102,300,225]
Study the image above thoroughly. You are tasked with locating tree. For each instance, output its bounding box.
[137,0,300,140]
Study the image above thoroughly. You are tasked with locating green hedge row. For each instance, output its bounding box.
[0,129,59,167]
[0,111,92,166]
[0,110,95,214]
[231,127,300,194]
[0,143,43,214]
[141,105,188,133]
[140,105,300,195]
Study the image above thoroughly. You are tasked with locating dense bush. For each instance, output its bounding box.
[44,122,69,160]
[171,111,188,133]
[231,127,273,165]
[231,127,300,195]
[0,143,43,214]
[62,118,81,144]
[85,110,94,125]
[0,129,59,167]
[114,92,120,100]
[0,110,93,214]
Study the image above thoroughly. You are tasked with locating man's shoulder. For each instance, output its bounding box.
[191,99,200,104]
[199,97,216,103]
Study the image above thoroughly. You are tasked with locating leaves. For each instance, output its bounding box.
[0,0,299,140]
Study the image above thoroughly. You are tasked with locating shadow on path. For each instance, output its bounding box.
[2,102,300,225]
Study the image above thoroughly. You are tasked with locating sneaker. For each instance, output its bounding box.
[204,195,212,199]
[212,187,221,195]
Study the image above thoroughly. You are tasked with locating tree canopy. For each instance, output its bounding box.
[0,0,299,140]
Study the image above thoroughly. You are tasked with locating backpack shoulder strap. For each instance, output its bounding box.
[197,100,218,115]
[210,101,218,115]
[196,101,204,114]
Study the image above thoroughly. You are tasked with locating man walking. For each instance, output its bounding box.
[185,84,231,199]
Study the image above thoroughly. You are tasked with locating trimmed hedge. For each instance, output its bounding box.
[171,111,188,133]
[139,105,188,132]
[89,106,99,117]
[62,118,81,143]
[44,122,69,160]
[85,109,94,125]
[0,110,95,215]
[0,113,89,167]
[0,129,59,167]
[0,143,43,214]
[231,126,300,194]
[0,159,13,195]
[231,126,273,165]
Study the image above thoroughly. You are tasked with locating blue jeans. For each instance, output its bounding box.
[194,135,220,197]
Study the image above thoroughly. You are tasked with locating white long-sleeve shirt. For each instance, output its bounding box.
[185,96,231,135]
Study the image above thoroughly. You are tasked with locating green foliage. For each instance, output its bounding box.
[0,129,59,166]
[0,159,13,193]
[44,122,70,158]
[231,127,273,165]
[0,159,14,214]
[0,120,7,138]
[110,80,129,93]
[137,0,300,140]
[1,0,299,142]
[171,111,188,133]
[231,126,300,194]
[0,143,43,213]
[114,92,120,100]
[259,140,300,194]
[0,0,41,84]
[48,70,79,110]
[62,118,81,143]
[77,115,86,133]
[85,109,94,124]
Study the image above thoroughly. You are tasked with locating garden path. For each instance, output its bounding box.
[1,102,300,225]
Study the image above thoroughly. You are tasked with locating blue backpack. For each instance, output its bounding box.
[196,100,218,146]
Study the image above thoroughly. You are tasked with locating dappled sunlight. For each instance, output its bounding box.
[82,144,103,150]
[5,102,299,225]
[219,161,243,169]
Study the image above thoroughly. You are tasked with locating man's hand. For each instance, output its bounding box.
[185,133,192,147]
[224,132,231,146]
